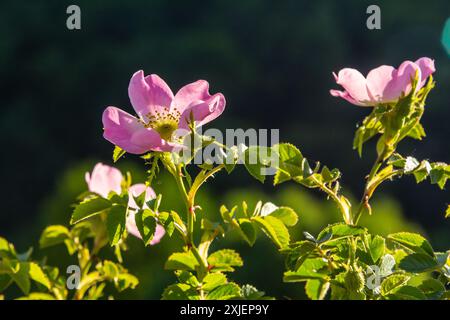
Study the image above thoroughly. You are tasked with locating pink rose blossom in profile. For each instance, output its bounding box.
[126,184,165,245]
[85,163,165,245]
[102,71,226,154]
[330,57,435,107]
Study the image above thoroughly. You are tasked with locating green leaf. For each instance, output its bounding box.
[101,260,119,279]
[317,223,366,243]
[175,271,199,287]
[165,252,199,271]
[162,283,199,300]
[29,262,51,290]
[17,293,56,300]
[113,146,126,163]
[106,205,127,246]
[240,284,266,300]
[39,225,70,249]
[273,143,303,185]
[202,272,227,291]
[407,122,426,140]
[268,207,298,226]
[134,209,157,246]
[283,258,328,282]
[237,219,256,246]
[419,279,446,299]
[71,197,111,225]
[252,216,290,248]
[207,249,243,272]
[305,279,330,300]
[380,274,410,296]
[244,146,276,183]
[115,273,139,292]
[398,253,439,273]
[206,283,241,300]
[9,262,30,294]
[388,285,427,300]
[158,211,175,237]
[388,232,434,257]
[368,235,386,263]
[445,205,450,219]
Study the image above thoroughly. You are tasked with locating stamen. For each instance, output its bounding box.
[143,106,181,141]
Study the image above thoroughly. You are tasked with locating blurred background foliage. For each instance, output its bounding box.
[0,0,448,299]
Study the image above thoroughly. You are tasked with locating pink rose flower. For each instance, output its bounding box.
[85,163,165,244]
[85,163,122,198]
[102,71,226,154]
[330,57,435,107]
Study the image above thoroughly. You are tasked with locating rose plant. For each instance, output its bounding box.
[0,58,448,300]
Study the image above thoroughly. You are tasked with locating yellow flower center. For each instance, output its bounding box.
[144,106,181,141]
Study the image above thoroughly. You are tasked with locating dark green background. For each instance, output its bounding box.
[0,0,448,299]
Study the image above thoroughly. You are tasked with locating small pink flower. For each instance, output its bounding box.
[126,184,166,245]
[85,163,165,245]
[85,163,123,198]
[102,71,226,154]
[330,57,435,107]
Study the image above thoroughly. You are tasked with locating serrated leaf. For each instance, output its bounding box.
[252,216,290,248]
[29,262,51,290]
[39,225,70,249]
[71,197,111,225]
[273,143,303,185]
[206,283,241,300]
[380,274,410,296]
[244,146,276,183]
[237,219,256,246]
[283,258,328,282]
[208,249,243,272]
[134,209,157,246]
[369,235,385,263]
[115,273,139,292]
[305,279,330,300]
[202,272,227,291]
[268,207,298,226]
[9,262,30,294]
[16,293,56,300]
[419,278,445,299]
[240,284,266,300]
[388,285,427,300]
[317,223,366,243]
[398,253,439,273]
[106,205,127,246]
[165,252,199,271]
[162,283,199,300]
[388,232,434,257]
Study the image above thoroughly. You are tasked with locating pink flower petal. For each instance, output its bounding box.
[330,89,369,107]
[86,163,122,198]
[366,65,396,103]
[178,93,226,129]
[415,57,435,88]
[102,106,174,154]
[150,224,165,245]
[172,80,211,113]
[335,68,372,104]
[383,60,420,101]
[128,71,174,120]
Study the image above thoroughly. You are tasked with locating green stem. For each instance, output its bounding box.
[311,176,351,224]
[353,154,384,225]
[171,164,208,276]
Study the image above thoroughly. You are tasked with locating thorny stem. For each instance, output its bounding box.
[311,176,352,225]
[353,153,384,225]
